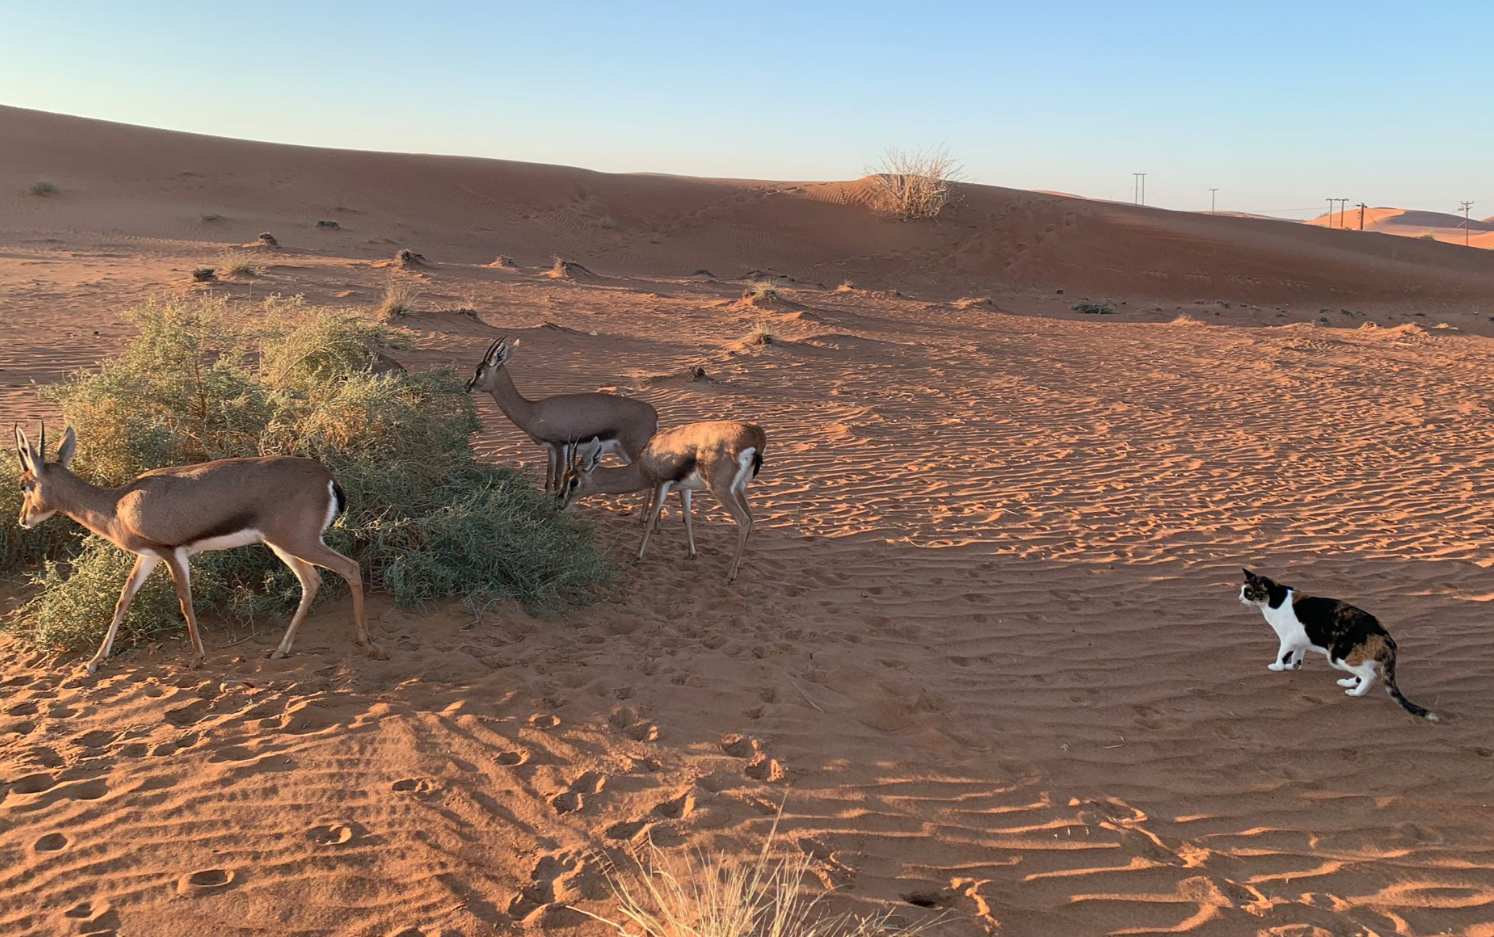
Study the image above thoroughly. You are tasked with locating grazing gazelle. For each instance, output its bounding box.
[558,420,766,583]
[464,336,658,492]
[13,424,380,672]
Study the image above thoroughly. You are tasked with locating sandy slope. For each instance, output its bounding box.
[1309,207,1494,250]
[2,110,1494,937]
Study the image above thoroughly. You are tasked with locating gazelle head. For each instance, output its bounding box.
[14,423,77,528]
[464,337,519,395]
[557,437,606,511]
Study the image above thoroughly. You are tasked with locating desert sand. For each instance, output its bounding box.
[2,106,1493,937]
[1308,207,1494,251]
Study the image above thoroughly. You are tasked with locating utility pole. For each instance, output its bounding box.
[1356,202,1367,231]
[1209,187,1218,214]
[1331,198,1348,228]
[1325,198,1334,226]
[1460,201,1474,246]
[1133,173,1147,206]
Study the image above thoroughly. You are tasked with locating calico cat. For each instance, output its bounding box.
[1238,569,1438,721]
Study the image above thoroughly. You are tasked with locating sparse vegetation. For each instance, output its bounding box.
[743,282,781,305]
[600,215,619,230]
[395,248,425,267]
[1418,233,1439,241]
[201,213,223,223]
[835,280,856,293]
[191,267,217,282]
[585,821,931,937]
[2,296,612,651]
[376,281,422,322]
[745,320,777,345]
[865,145,963,220]
[28,181,59,197]
[491,255,517,268]
[316,219,341,229]
[257,232,279,248]
[219,251,257,277]
[1071,301,1115,315]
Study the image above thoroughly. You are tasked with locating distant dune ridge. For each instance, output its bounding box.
[5,104,1494,304]
[4,105,1494,937]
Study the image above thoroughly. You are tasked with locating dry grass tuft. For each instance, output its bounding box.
[219,251,257,277]
[191,267,217,282]
[834,280,857,293]
[548,257,594,279]
[583,820,933,937]
[743,282,782,305]
[395,248,426,268]
[256,232,279,248]
[376,281,422,322]
[866,145,963,220]
[28,181,59,197]
[491,255,517,268]
[744,320,777,346]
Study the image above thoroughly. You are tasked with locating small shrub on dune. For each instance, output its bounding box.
[191,267,217,282]
[257,232,279,248]
[376,282,422,322]
[201,213,223,223]
[28,181,59,197]
[865,145,963,220]
[3,296,611,651]
[1071,301,1114,315]
[586,819,932,937]
[745,320,777,345]
[743,281,781,305]
[219,251,257,277]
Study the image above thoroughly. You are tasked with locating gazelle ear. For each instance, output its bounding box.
[56,427,77,469]
[579,437,605,471]
[510,338,521,348]
[14,425,31,472]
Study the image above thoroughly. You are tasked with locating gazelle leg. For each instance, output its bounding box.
[542,443,558,492]
[286,541,383,660]
[719,486,755,584]
[680,488,696,557]
[86,552,161,673]
[635,481,671,564]
[266,545,323,659]
[163,550,206,668]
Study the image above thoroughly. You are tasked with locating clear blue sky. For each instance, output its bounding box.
[3,1,1488,217]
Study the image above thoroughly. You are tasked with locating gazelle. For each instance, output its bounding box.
[558,420,766,583]
[13,424,380,672]
[464,337,658,492]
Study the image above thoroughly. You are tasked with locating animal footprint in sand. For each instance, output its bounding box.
[32,832,69,853]
[307,822,358,846]
[177,868,235,896]
[609,707,659,742]
[721,734,785,782]
[550,771,606,814]
[507,852,590,923]
[495,749,530,768]
[528,713,560,730]
[392,777,437,796]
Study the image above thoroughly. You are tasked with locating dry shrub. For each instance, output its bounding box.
[743,282,781,305]
[744,320,776,345]
[219,250,257,277]
[191,267,217,282]
[584,821,934,937]
[376,281,422,322]
[28,181,59,196]
[865,145,963,220]
[3,296,612,650]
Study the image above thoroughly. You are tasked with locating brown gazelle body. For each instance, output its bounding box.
[464,337,658,492]
[559,420,766,583]
[14,424,380,672]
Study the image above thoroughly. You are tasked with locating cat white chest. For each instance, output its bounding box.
[1260,591,1315,649]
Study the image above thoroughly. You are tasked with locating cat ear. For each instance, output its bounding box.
[1242,568,1256,580]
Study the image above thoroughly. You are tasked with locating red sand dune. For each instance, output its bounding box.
[3,107,1494,937]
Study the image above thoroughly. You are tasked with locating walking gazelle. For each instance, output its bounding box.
[558,420,767,583]
[14,424,380,671]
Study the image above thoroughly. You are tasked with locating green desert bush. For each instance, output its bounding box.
[1071,301,1115,315]
[4,295,612,650]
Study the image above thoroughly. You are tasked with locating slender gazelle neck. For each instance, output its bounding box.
[45,468,127,542]
[583,462,651,495]
[481,366,537,424]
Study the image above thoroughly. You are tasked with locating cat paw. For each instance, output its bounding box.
[1337,677,1359,687]
[1267,663,1286,672]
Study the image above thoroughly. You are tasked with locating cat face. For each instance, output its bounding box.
[1240,568,1274,606]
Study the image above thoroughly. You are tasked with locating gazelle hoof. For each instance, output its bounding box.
[364,643,389,661]
[187,656,205,670]
[83,659,102,675]
[269,648,290,660]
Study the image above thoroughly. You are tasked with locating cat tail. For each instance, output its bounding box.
[1382,655,1438,722]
